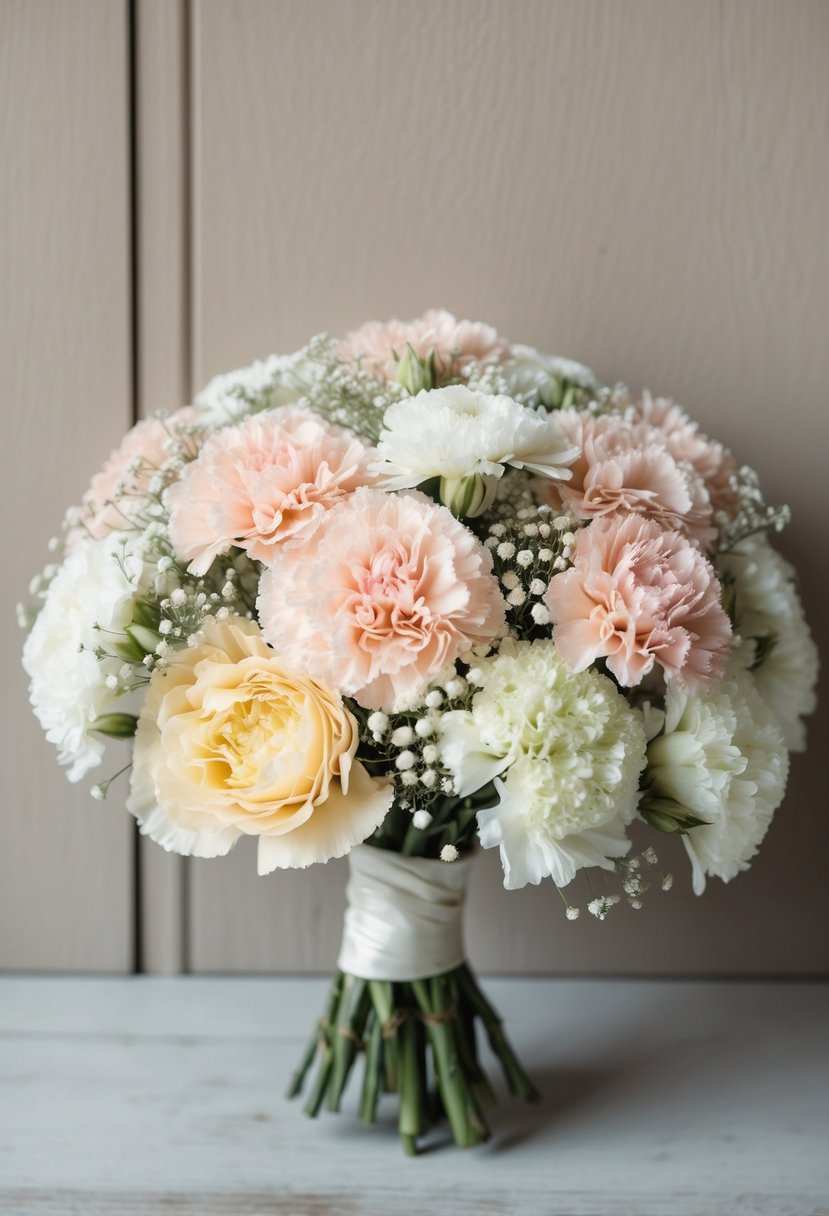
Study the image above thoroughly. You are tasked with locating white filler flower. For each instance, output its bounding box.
[22,535,140,781]
[718,535,818,751]
[370,386,579,513]
[504,345,599,408]
[194,349,316,426]
[646,670,789,895]
[440,639,646,889]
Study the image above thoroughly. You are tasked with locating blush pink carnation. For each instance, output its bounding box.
[537,409,716,547]
[165,406,377,575]
[340,308,510,384]
[75,407,197,543]
[257,488,506,711]
[545,513,731,690]
[633,392,738,515]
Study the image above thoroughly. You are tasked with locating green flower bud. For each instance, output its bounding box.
[439,473,497,519]
[90,713,138,739]
[395,343,435,395]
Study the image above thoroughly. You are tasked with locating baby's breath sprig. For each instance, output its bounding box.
[299,335,406,443]
[557,846,674,922]
[483,505,580,638]
[714,464,791,551]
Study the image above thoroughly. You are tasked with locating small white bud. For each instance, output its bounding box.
[105,674,118,690]
[516,549,533,567]
[440,844,459,862]
[90,785,105,801]
[412,810,432,830]
[367,711,389,735]
[565,906,580,921]
[171,588,187,606]
[158,619,173,636]
[395,750,416,771]
[530,603,551,626]
[414,717,434,738]
[421,744,438,764]
[444,676,467,699]
[529,578,546,596]
[400,770,418,786]
[501,570,519,590]
[506,587,526,607]
[425,690,443,709]
[390,726,414,747]
[538,548,553,562]
[496,542,516,560]
[420,769,437,789]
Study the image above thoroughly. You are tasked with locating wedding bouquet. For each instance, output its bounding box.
[21,309,817,1152]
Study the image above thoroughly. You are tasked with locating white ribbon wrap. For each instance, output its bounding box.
[337,845,473,982]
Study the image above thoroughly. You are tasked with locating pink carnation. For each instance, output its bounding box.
[257,488,506,711]
[340,308,510,384]
[538,409,716,547]
[633,392,738,515]
[76,407,197,543]
[545,513,731,690]
[166,407,377,575]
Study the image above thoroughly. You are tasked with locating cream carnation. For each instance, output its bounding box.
[22,535,144,781]
[193,349,316,426]
[539,408,716,547]
[718,535,818,750]
[504,345,599,408]
[340,309,509,385]
[546,513,731,690]
[370,385,579,496]
[127,616,393,873]
[166,406,377,575]
[644,671,788,894]
[257,488,505,712]
[440,639,647,889]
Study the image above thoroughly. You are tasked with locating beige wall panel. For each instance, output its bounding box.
[0,0,134,969]
[186,0,828,973]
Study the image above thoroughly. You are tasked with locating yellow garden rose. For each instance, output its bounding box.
[127,616,393,873]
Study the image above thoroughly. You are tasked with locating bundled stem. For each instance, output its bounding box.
[289,961,537,1153]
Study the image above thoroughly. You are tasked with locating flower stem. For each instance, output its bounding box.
[456,963,539,1102]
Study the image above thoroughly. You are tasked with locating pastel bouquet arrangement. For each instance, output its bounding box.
[21,309,817,1152]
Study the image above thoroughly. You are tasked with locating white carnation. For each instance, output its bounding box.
[504,345,599,408]
[194,349,316,426]
[370,385,579,495]
[22,535,142,782]
[718,535,818,751]
[440,639,646,890]
[646,671,789,895]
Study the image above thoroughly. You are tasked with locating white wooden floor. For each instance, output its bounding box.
[0,977,827,1216]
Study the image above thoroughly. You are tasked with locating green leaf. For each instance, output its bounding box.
[126,624,160,654]
[749,633,778,671]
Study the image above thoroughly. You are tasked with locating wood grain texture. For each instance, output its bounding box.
[134,0,191,974]
[185,0,829,974]
[1,976,827,1214]
[0,0,134,970]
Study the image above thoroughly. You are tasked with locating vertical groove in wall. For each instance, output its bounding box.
[133,0,194,973]
[127,0,143,976]
[181,0,194,974]
[185,0,199,400]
